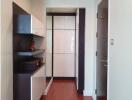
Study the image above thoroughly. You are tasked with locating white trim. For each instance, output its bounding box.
[83,90,93,96]
[44,78,53,95]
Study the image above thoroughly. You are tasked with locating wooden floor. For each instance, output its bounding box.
[41,80,92,100]
[97,96,107,100]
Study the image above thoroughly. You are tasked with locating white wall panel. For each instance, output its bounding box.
[54,54,75,77]
[54,30,75,54]
[13,0,31,13]
[54,16,75,29]
[1,0,14,100]
[46,29,52,77]
[75,9,79,89]
[0,0,1,99]
[46,30,52,53]
[46,53,52,77]
[47,16,52,30]
[108,0,132,100]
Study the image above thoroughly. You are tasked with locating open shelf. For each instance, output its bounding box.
[16,49,45,56]
[16,33,45,38]
[15,63,45,74]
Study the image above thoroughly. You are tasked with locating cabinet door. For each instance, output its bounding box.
[54,16,75,29]
[31,16,44,37]
[31,65,46,100]
[54,54,75,77]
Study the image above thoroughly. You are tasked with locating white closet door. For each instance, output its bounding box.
[53,16,75,77]
[54,16,75,30]
[54,30,75,53]
[54,54,75,77]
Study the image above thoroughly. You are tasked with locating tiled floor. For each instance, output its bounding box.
[41,80,92,100]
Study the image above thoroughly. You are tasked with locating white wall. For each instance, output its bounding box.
[31,0,45,23]
[14,0,31,13]
[0,0,1,99]
[44,0,97,96]
[31,0,46,36]
[1,0,31,100]
[108,0,132,100]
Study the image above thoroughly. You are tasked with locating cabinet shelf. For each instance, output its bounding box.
[16,33,45,38]
[16,49,45,56]
[15,63,45,74]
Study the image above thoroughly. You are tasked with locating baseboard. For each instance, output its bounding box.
[83,90,93,96]
[77,90,83,95]
[46,77,52,80]
[44,78,53,95]
[53,77,76,80]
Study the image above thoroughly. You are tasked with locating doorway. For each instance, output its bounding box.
[96,0,108,100]
[45,8,85,94]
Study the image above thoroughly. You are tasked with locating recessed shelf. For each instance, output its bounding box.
[15,33,45,38]
[16,49,45,56]
[15,63,45,74]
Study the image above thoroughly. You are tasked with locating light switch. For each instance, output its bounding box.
[110,39,114,45]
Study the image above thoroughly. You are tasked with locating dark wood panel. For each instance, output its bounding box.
[78,8,85,92]
[47,13,76,16]
[97,96,107,100]
[41,80,92,100]
[14,74,31,100]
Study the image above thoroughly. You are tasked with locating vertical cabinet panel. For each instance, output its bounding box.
[31,15,45,37]
[31,65,46,100]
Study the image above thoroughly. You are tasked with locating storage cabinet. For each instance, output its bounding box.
[14,65,45,100]
[13,4,46,100]
[31,65,45,100]
[53,16,75,77]
[14,15,45,37]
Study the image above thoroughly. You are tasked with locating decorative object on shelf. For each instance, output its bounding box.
[29,39,35,51]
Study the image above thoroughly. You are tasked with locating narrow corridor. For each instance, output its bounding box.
[41,80,92,100]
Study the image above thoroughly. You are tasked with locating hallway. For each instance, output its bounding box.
[42,80,92,100]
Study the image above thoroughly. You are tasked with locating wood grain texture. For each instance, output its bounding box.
[97,96,107,100]
[41,80,92,100]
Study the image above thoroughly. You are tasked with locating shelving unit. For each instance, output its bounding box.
[14,14,45,37]
[13,3,45,100]
[17,49,45,56]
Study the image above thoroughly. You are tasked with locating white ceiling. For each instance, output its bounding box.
[46,8,77,13]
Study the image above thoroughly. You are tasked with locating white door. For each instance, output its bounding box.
[108,0,132,100]
[53,16,75,77]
